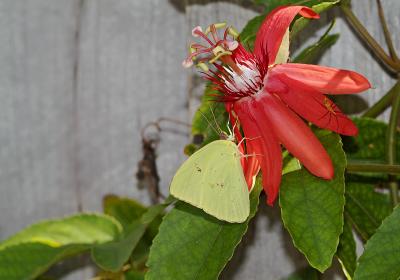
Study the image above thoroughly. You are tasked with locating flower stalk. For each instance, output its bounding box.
[362,81,400,118]
[346,162,400,175]
[376,0,399,62]
[387,79,400,206]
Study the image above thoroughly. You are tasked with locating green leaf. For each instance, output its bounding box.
[240,14,264,50]
[0,214,122,280]
[290,1,340,39]
[126,270,146,280]
[145,181,263,280]
[91,221,147,272]
[354,206,400,280]
[103,195,147,229]
[336,216,357,279]
[98,197,168,271]
[293,19,339,64]
[191,84,228,148]
[283,266,320,280]
[280,131,346,272]
[294,33,339,64]
[345,182,392,241]
[344,117,400,163]
[282,150,301,175]
[0,243,88,280]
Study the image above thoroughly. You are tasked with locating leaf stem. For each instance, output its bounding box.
[346,162,400,175]
[387,79,400,206]
[376,0,399,62]
[362,81,400,118]
[340,2,400,73]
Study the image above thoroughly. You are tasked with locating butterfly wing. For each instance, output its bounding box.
[170,140,250,223]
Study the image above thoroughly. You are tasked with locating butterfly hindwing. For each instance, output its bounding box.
[170,140,250,223]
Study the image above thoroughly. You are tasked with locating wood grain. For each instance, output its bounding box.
[0,0,80,239]
[0,0,398,279]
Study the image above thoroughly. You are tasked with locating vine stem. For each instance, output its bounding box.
[376,0,399,62]
[387,79,400,206]
[346,162,400,175]
[362,81,400,118]
[340,2,400,73]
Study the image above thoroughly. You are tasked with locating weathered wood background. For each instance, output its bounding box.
[0,0,398,279]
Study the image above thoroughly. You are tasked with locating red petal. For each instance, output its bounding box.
[269,63,371,94]
[234,97,282,206]
[254,6,319,66]
[255,92,334,180]
[268,74,358,136]
[244,146,260,191]
[226,102,260,190]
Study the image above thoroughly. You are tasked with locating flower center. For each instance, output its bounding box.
[183,23,265,101]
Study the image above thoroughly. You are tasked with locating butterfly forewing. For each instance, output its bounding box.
[170,140,250,223]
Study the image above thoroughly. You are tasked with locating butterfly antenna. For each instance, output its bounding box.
[197,109,220,136]
[209,105,223,135]
[226,120,234,141]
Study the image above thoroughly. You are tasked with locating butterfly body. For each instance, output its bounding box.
[170,140,250,223]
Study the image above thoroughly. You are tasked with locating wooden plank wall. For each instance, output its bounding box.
[0,0,398,279]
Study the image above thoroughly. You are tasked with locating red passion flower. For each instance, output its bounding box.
[183,6,371,206]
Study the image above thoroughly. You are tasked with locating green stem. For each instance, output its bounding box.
[362,81,400,118]
[340,3,400,73]
[346,162,400,175]
[387,79,400,206]
[376,0,399,62]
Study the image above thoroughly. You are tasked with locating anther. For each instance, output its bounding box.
[227,27,239,39]
[205,22,227,35]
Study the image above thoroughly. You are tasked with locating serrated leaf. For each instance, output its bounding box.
[345,182,391,241]
[336,216,357,279]
[0,214,122,280]
[280,131,346,272]
[145,182,262,280]
[290,1,340,39]
[353,206,400,280]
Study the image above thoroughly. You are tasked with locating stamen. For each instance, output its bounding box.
[184,23,244,76]
[220,56,243,75]
[191,26,203,37]
[192,26,213,45]
[209,46,232,64]
[210,24,219,44]
[205,22,227,35]
[196,62,209,72]
[227,27,239,39]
